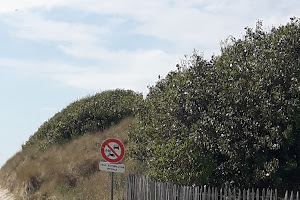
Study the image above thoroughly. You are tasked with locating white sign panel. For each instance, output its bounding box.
[99,162,125,173]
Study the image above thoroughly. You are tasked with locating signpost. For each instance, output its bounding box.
[100,138,125,200]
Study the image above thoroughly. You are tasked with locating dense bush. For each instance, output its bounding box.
[129,18,300,192]
[25,89,142,149]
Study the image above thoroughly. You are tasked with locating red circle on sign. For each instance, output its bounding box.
[100,138,125,163]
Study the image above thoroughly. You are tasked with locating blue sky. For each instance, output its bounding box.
[0,0,299,167]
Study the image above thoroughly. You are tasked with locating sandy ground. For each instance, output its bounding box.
[0,188,14,200]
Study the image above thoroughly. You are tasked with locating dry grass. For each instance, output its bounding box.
[0,117,143,200]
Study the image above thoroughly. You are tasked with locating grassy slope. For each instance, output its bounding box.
[0,117,142,200]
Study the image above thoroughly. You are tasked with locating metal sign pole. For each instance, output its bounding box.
[110,171,114,200]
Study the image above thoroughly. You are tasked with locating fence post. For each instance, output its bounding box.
[266,189,270,200]
[194,186,198,200]
[284,191,288,200]
[174,184,177,200]
[200,186,203,200]
[215,187,219,200]
[262,188,266,200]
[238,189,241,200]
[220,187,223,200]
[234,188,237,200]
[274,189,277,200]
[251,188,255,200]
[229,188,232,200]
[203,185,207,200]
[224,187,228,200]
[270,189,273,200]
[243,189,246,200]
[256,189,259,200]
[290,191,294,200]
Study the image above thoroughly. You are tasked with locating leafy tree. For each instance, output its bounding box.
[129,18,300,192]
[209,19,300,190]
[130,53,217,185]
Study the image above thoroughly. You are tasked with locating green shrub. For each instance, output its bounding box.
[25,89,142,149]
[129,18,300,192]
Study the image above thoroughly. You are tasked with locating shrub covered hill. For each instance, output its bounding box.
[0,90,143,199]
[1,18,300,199]
[25,89,142,150]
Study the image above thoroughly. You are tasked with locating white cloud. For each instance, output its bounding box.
[60,0,299,50]
[0,0,299,93]
[54,48,177,93]
[2,0,299,57]
[2,11,109,45]
[0,48,177,94]
[0,0,62,13]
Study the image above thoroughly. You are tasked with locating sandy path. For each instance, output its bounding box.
[0,188,14,200]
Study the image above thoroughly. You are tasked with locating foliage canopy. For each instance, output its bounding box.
[25,89,142,149]
[129,18,300,192]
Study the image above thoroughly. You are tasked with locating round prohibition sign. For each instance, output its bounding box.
[100,138,125,163]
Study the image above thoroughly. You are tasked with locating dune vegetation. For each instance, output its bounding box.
[0,90,144,199]
[1,18,300,199]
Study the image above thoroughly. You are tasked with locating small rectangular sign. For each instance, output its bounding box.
[99,162,125,173]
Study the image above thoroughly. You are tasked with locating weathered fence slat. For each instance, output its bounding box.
[285,191,289,200]
[200,186,203,200]
[243,189,247,200]
[203,185,207,200]
[291,191,295,200]
[256,188,259,200]
[215,187,218,200]
[229,188,232,200]
[220,187,223,200]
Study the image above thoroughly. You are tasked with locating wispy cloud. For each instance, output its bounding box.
[51,49,176,93]
[3,0,298,56]
[2,11,109,46]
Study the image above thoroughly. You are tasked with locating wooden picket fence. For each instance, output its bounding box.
[125,174,299,200]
